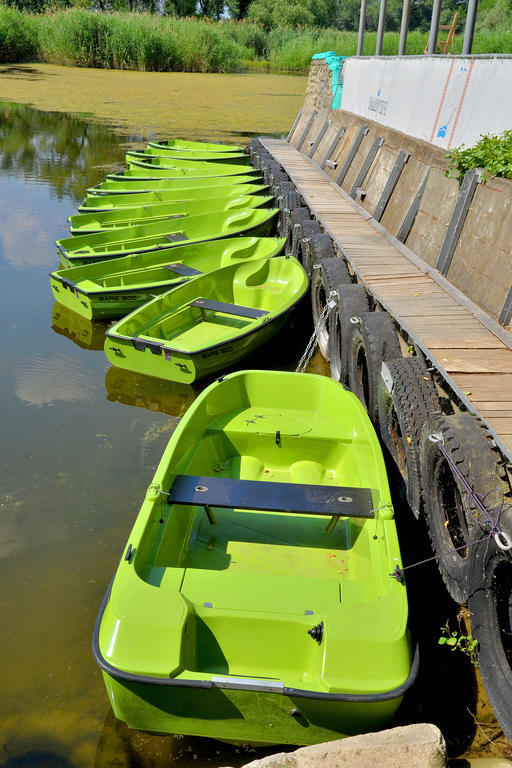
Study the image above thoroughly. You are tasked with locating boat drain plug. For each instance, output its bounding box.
[307,621,324,644]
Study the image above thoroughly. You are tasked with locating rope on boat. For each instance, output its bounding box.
[295,295,336,374]
[389,432,512,583]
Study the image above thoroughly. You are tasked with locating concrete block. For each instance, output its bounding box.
[225,724,447,768]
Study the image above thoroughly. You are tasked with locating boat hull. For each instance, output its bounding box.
[100,670,404,746]
[50,236,285,319]
[105,308,292,383]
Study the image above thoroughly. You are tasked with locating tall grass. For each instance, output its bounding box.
[0,6,511,74]
[0,5,38,63]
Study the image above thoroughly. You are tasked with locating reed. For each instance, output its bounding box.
[1,8,511,74]
[0,5,38,63]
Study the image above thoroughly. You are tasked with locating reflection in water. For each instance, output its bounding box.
[105,366,197,418]
[0,101,140,203]
[51,302,109,351]
[15,351,98,405]
[94,710,279,768]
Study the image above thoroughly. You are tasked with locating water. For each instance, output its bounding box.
[0,96,504,768]
[0,99,315,768]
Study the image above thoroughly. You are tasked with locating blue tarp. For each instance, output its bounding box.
[312,51,348,110]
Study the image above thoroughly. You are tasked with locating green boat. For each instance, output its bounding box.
[126,150,249,165]
[104,257,308,383]
[56,207,279,267]
[121,155,253,177]
[50,236,285,319]
[79,183,270,213]
[93,369,415,745]
[147,139,243,153]
[69,194,273,235]
[88,174,261,196]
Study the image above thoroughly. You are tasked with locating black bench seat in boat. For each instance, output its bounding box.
[163,263,203,276]
[167,474,374,530]
[189,298,269,320]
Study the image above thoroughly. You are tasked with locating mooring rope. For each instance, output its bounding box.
[390,432,512,582]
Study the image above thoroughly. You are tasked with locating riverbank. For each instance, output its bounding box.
[0,63,306,143]
[2,6,512,76]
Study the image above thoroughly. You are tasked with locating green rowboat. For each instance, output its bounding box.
[88,174,261,196]
[147,139,243,153]
[50,236,285,319]
[79,183,270,212]
[69,194,273,235]
[56,207,279,266]
[93,369,415,745]
[104,257,308,383]
[119,156,254,177]
[126,150,249,165]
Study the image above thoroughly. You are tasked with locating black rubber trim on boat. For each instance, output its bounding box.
[92,577,420,702]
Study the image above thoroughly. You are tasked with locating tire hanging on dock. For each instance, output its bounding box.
[291,218,323,259]
[301,233,337,277]
[419,412,510,603]
[346,311,401,425]
[468,539,512,742]
[377,356,440,517]
[285,206,312,254]
[327,283,369,373]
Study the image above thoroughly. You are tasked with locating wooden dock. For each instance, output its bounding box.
[261,138,512,460]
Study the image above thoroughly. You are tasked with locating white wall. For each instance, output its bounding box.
[340,55,512,149]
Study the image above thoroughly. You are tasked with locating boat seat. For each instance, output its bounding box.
[163,263,203,277]
[165,233,189,243]
[189,298,269,321]
[167,474,373,533]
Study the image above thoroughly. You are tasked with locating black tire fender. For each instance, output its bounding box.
[328,284,369,376]
[274,181,299,202]
[378,356,440,518]
[347,311,401,425]
[284,206,311,254]
[310,262,354,360]
[292,218,322,259]
[420,412,510,603]
[468,542,512,741]
[301,232,337,277]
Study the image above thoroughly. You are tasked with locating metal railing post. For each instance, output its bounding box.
[357,0,368,55]
[462,0,478,54]
[398,0,412,55]
[427,0,442,55]
[376,0,388,55]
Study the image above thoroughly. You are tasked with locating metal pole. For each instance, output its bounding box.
[398,0,412,55]
[462,0,478,54]
[427,0,442,55]
[357,0,368,55]
[376,0,388,55]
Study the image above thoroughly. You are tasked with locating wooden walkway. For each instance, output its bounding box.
[261,138,512,460]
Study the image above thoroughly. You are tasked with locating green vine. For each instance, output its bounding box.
[446,130,512,182]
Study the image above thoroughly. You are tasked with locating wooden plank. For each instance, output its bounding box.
[434,349,512,373]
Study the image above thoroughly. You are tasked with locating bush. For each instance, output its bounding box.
[0,4,38,62]
[447,130,512,181]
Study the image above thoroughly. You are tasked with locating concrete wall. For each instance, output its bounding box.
[289,64,512,326]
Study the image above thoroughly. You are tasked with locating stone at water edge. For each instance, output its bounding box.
[218,723,447,768]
